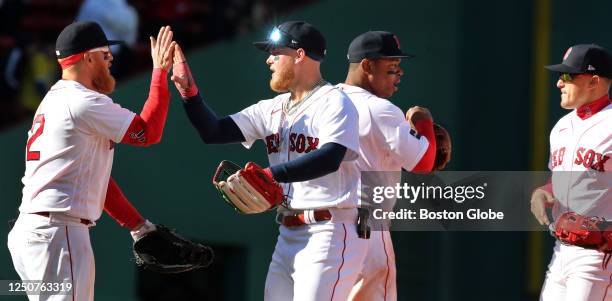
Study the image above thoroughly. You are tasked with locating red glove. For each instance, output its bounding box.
[554,212,607,249]
[213,161,284,214]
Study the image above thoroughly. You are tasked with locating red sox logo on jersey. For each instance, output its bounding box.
[550,147,566,168]
[551,146,609,171]
[265,133,319,154]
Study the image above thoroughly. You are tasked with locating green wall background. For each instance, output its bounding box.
[2,0,612,300]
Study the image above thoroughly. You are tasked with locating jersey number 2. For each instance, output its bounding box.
[26,114,45,161]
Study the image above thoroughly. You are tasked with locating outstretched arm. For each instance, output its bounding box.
[170,43,245,144]
[121,26,176,146]
[182,93,245,143]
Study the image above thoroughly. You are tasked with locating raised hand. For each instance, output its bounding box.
[150,26,176,71]
[170,43,199,98]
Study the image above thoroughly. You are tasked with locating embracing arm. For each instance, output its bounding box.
[182,93,245,144]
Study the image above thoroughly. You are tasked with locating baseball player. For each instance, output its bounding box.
[531,44,612,301]
[171,21,367,300]
[335,31,439,301]
[7,21,177,301]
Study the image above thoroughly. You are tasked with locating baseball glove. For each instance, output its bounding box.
[133,225,214,273]
[554,212,612,252]
[213,160,284,214]
[433,123,452,171]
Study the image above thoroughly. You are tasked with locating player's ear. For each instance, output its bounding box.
[83,52,94,65]
[295,48,306,63]
[361,59,373,74]
[589,75,600,89]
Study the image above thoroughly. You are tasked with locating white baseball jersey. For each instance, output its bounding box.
[547,101,612,220]
[337,83,428,301]
[337,83,429,209]
[541,98,612,301]
[230,83,360,209]
[19,79,135,221]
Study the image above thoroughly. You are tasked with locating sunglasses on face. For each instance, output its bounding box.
[87,47,111,61]
[559,72,592,82]
[559,73,577,81]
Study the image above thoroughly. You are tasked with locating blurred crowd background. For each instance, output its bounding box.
[0,0,314,131]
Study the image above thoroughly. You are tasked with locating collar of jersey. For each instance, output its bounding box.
[576,94,611,120]
[336,83,370,94]
[281,83,331,113]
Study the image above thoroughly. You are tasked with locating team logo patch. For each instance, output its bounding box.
[393,35,401,49]
[130,129,146,143]
[563,47,572,60]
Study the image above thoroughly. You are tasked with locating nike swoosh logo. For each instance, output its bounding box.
[559,128,567,133]
[271,108,282,115]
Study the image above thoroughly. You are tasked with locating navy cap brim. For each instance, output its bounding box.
[253,41,269,51]
[380,53,415,59]
[253,41,274,53]
[108,40,123,46]
[348,52,415,63]
[253,40,325,62]
[544,63,583,73]
[379,49,415,59]
[253,40,295,53]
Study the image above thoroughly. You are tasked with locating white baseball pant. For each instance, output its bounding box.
[7,213,94,301]
[540,241,612,301]
[349,229,396,301]
[264,208,367,301]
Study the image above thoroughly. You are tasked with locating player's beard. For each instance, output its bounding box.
[92,66,116,95]
[270,66,294,93]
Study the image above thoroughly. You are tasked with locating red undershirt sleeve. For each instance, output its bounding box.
[121,68,169,146]
[411,118,436,172]
[104,177,145,230]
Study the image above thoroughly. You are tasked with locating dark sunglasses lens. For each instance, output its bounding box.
[560,73,573,81]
